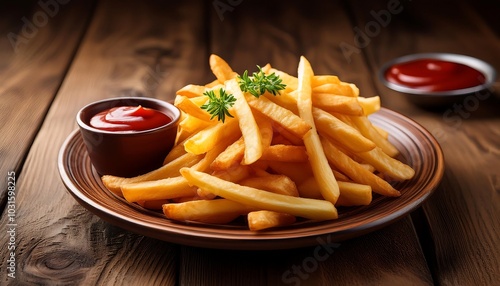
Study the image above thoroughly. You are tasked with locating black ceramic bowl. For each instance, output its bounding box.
[379,53,496,107]
[77,97,180,177]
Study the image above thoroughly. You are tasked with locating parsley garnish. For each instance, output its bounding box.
[238,66,286,98]
[200,88,236,123]
[201,66,286,122]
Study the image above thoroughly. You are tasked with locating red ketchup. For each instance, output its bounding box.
[90,105,171,131]
[385,59,485,92]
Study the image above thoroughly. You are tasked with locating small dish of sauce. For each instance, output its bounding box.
[76,97,180,177]
[90,105,172,132]
[379,53,496,106]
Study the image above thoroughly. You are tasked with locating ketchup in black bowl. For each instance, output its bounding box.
[90,105,172,132]
[77,97,180,177]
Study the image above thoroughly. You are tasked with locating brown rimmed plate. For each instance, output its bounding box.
[58,108,444,250]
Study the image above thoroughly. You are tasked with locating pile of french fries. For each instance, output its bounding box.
[101,55,415,231]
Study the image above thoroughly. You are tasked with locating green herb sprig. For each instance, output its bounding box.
[201,66,286,123]
[238,66,286,98]
[200,88,236,123]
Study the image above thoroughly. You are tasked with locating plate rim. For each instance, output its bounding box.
[58,108,445,250]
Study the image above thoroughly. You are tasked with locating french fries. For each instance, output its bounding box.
[297,56,340,205]
[247,211,296,231]
[226,78,263,165]
[100,54,415,231]
[180,168,338,221]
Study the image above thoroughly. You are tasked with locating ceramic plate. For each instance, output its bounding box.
[58,108,444,250]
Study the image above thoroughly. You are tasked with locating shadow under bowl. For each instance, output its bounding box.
[379,53,497,108]
[76,97,180,177]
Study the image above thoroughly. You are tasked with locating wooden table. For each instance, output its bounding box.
[1,0,499,285]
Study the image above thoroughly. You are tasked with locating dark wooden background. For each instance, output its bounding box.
[1,0,499,285]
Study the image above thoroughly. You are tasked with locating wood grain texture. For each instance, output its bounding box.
[2,0,498,285]
[179,219,433,286]
[209,0,376,96]
[1,0,208,284]
[350,0,500,284]
[0,0,95,204]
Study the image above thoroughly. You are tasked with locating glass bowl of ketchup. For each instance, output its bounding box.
[379,53,496,107]
[77,97,180,177]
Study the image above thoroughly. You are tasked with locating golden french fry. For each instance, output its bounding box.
[198,165,253,199]
[164,138,189,165]
[170,195,203,203]
[184,118,240,155]
[271,133,294,145]
[297,56,339,204]
[296,176,323,199]
[163,199,255,224]
[263,91,299,114]
[205,79,220,88]
[239,174,299,197]
[320,136,400,197]
[255,112,273,149]
[210,115,272,171]
[260,63,272,73]
[332,170,351,182]
[266,161,313,185]
[357,96,380,115]
[210,137,245,171]
[313,107,376,153]
[335,181,372,206]
[312,75,340,87]
[226,78,263,165]
[212,164,253,183]
[348,115,399,157]
[271,124,304,146]
[360,163,376,173]
[137,199,170,210]
[347,83,360,97]
[175,115,193,143]
[247,210,296,231]
[259,145,308,163]
[297,176,372,206]
[178,113,214,135]
[245,93,311,139]
[180,168,338,220]
[175,96,212,121]
[373,125,389,139]
[312,94,364,116]
[121,176,197,203]
[355,147,415,181]
[209,54,238,82]
[102,152,203,196]
[190,133,237,173]
[268,68,298,92]
[312,83,356,97]
[177,84,207,98]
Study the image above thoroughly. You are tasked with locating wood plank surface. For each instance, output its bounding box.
[349,0,500,284]
[0,0,208,284]
[0,0,95,204]
[2,0,498,285]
